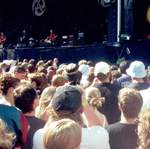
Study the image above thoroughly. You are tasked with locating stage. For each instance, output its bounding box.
[2,39,150,64]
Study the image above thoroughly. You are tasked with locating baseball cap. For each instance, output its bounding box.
[126,60,146,78]
[51,85,82,113]
[94,61,110,76]
[78,64,89,76]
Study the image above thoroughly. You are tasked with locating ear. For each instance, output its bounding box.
[118,102,122,112]
[33,98,39,110]
[7,87,14,95]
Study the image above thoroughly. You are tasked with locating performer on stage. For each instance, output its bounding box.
[45,29,57,45]
[0,32,6,48]
[20,29,28,44]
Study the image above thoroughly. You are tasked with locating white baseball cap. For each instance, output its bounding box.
[94,61,110,76]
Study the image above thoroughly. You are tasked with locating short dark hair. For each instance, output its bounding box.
[14,66,26,73]
[65,63,81,85]
[14,85,37,113]
[119,60,130,74]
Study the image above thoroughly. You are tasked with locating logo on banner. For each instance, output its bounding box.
[98,0,116,7]
[32,0,46,16]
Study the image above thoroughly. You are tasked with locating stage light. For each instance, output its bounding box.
[147,6,150,24]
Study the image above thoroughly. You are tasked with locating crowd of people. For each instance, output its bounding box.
[0,57,150,149]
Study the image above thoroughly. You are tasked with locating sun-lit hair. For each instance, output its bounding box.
[118,88,143,118]
[43,119,81,149]
[35,86,56,121]
[0,119,15,149]
[46,107,84,127]
[78,59,87,66]
[51,74,67,87]
[28,72,48,94]
[85,87,105,109]
[138,108,150,149]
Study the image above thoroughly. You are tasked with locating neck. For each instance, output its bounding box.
[120,113,137,124]
[5,95,14,106]
[132,78,144,83]
[97,78,110,84]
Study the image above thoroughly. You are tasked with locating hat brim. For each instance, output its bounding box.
[126,68,146,78]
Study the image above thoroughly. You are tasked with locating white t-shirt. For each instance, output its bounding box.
[33,126,110,149]
[140,87,150,109]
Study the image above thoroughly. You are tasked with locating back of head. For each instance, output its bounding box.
[47,85,83,126]
[85,87,105,109]
[51,85,82,113]
[14,84,37,113]
[14,65,26,74]
[65,63,81,85]
[126,60,146,79]
[118,88,143,118]
[51,74,67,87]
[119,60,130,74]
[94,61,110,81]
[0,73,20,96]
[43,119,81,149]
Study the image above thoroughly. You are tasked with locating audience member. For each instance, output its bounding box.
[107,88,143,149]
[116,60,131,87]
[51,74,67,87]
[14,84,45,149]
[35,86,56,121]
[138,108,150,149]
[64,63,82,85]
[28,72,48,95]
[14,65,27,80]
[83,86,108,127]
[43,119,81,149]
[33,85,110,149]
[0,74,28,147]
[94,61,121,124]
[0,118,15,149]
[126,60,149,90]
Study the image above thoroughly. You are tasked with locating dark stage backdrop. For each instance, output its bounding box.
[0,0,106,44]
[0,0,150,44]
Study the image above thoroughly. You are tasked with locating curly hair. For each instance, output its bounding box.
[0,74,20,95]
[138,108,150,149]
[28,72,48,94]
[85,87,105,109]
[0,119,15,149]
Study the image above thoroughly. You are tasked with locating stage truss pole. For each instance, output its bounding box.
[117,0,121,42]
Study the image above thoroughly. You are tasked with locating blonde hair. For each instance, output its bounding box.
[118,88,143,118]
[0,119,15,149]
[85,87,105,109]
[46,107,84,127]
[138,108,150,149]
[35,86,56,121]
[43,119,81,149]
[51,74,67,87]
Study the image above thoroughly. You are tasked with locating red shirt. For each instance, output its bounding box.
[0,35,6,44]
